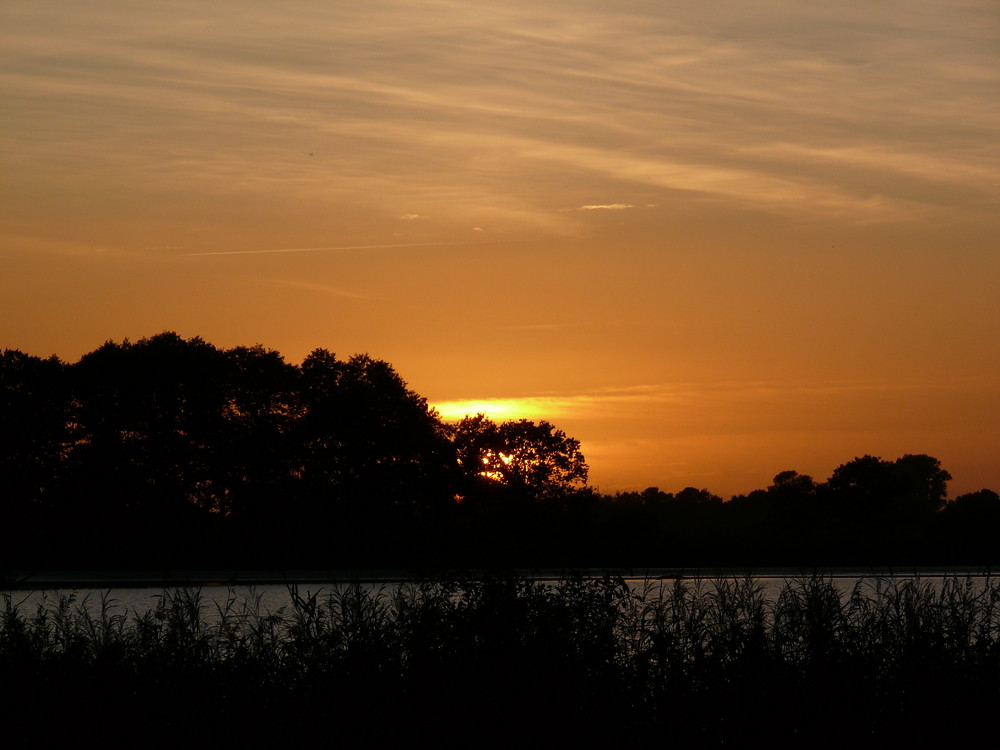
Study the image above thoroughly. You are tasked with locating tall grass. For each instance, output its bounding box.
[2,574,999,746]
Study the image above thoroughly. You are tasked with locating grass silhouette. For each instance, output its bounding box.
[2,573,998,746]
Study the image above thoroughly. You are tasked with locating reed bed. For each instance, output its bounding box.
[3,574,999,746]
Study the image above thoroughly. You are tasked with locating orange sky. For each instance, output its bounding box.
[2,1,998,498]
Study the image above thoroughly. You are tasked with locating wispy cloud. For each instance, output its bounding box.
[561,203,635,212]
[183,240,485,257]
[498,323,575,331]
[432,376,995,424]
[433,383,691,421]
[431,384,706,422]
[5,0,995,238]
[261,278,376,301]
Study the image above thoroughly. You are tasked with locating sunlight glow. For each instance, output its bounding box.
[478,450,515,483]
[433,399,550,422]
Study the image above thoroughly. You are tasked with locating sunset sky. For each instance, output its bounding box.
[3,1,998,498]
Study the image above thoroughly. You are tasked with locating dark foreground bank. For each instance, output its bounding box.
[3,574,999,748]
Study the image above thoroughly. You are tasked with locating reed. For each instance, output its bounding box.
[3,574,999,746]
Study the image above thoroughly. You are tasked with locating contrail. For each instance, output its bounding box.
[183,240,489,257]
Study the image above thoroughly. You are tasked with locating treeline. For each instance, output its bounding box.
[2,332,997,569]
[606,461,999,567]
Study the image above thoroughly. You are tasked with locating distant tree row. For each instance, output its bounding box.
[2,332,997,569]
[607,458,999,566]
[615,454,961,524]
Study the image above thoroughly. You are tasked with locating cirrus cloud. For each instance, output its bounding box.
[561,203,635,212]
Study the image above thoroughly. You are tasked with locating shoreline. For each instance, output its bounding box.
[4,564,997,589]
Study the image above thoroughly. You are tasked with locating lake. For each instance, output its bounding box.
[6,565,997,620]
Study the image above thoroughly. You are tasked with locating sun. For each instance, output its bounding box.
[432,399,526,422]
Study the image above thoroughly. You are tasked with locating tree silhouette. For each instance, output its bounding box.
[212,343,300,518]
[295,350,453,517]
[827,454,951,525]
[68,333,227,520]
[0,349,70,517]
[949,489,1000,520]
[453,414,588,504]
[672,487,723,507]
[892,453,951,515]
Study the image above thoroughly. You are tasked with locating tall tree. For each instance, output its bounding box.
[452,414,588,504]
[892,454,951,515]
[827,454,950,525]
[213,343,300,518]
[295,350,453,516]
[69,333,227,519]
[0,349,70,516]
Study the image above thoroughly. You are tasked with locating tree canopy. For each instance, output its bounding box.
[452,414,588,503]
